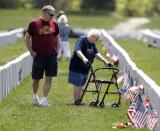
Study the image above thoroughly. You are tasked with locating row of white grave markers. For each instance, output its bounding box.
[100,29,160,131]
[138,29,160,48]
[0,52,32,102]
[0,28,24,47]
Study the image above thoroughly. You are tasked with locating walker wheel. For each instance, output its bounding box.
[111,103,120,108]
[99,102,105,108]
[90,101,98,107]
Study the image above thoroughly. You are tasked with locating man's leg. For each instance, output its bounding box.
[32,79,40,94]
[43,76,52,97]
[40,76,52,106]
[32,79,40,105]
[40,52,57,107]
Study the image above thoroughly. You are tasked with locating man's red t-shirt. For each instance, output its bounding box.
[27,17,59,56]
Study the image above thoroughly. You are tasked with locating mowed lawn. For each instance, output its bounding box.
[140,15,160,29]
[0,9,124,30]
[0,9,151,130]
[0,37,148,131]
[0,38,148,130]
[117,39,160,85]
[0,39,27,65]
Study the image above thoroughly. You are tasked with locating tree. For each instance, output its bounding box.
[67,0,80,11]
[0,0,21,8]
[80,0,116,11]
[151,0,160,14]
[32,0,54,8]
[32,0,68,10]
[116,0,151,16]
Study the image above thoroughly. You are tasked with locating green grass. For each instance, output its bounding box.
[0,39,27,66]
[0,50,148,131]
[0,9,125,30]
[140,15,160,29]
[68,13,125,29]
[0,82,147,131]
[0,9,40,30]
[0,9,150,130]
[117,39,160,85]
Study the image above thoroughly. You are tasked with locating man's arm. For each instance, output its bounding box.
[24,32,36,58]
[56,34,60,53]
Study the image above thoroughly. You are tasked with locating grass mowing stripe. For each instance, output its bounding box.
[0,38,27,66]
[0,9,125,30]
[117,39,160,85]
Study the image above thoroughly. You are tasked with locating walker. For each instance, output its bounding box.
[78,64,121,108]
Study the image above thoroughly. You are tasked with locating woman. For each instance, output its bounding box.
[68,29,111,105]
[57,14,71,60]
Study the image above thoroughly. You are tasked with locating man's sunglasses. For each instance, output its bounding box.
[46,12,54,17]
[49,14,54,17]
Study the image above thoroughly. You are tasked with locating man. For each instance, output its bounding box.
[24,5,60,107]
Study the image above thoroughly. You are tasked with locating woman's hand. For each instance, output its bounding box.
[82,58,88,64]
[104,61,112,67]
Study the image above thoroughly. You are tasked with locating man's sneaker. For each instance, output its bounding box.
[39,100,51,107]
[33,97,39,106]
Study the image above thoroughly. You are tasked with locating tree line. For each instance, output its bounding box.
[0,0,159,16]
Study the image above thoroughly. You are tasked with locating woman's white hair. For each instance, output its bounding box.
[87,29,101,38]
[57,14,68,23]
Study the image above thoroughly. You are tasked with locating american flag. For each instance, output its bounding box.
[131,108,148,128]
[127,96,150,128]
[123,85,143,102]
[127,102,137,123]
[146,110,158,131]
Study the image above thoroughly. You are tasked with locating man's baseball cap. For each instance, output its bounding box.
[42,5,55,15]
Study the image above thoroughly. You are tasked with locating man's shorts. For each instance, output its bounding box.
[32,52,57,79]
[68,70,88,86]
